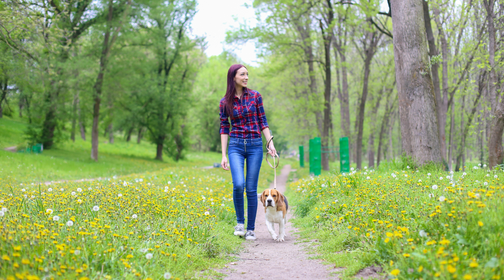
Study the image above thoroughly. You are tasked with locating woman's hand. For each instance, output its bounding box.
[267,142,278,157]
[221,156,230,171]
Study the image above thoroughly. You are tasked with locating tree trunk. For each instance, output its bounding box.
[91,0,115,161]
[356,29,380,169]
[126,127,134,142]
[319,7,334,171]
[332,27,351,142]
[433,7,449,164]
[137,127,143,144]
[71,92,78,142]
[156,141,163,161]
[484,0,503,168]
[423,1,445,161]
[390,0,442,165]
[448,104,454,170]
[108,123,114,144]
[78,94,86,141]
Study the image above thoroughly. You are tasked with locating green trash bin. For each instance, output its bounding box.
[32,143,43,154]
[309,137,321,176]
[339,137,350,173]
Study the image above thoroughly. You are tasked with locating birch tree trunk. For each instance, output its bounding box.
[390,0,442,165]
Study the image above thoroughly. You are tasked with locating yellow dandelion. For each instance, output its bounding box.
[390,269,400,276]
[463,275,472,280]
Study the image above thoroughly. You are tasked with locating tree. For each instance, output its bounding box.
[390,0,442,165]
[484,0,504,168]
[90,0,131,161]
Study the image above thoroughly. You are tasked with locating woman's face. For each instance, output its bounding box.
[234,67,248,89]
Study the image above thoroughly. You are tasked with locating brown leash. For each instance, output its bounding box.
[266,136,279,189]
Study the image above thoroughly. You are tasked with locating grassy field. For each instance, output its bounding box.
[0,116,223,183]
[0,114,292,279]
[287,163,504,280]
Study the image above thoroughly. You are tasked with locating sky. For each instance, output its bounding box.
[191,0,259,65]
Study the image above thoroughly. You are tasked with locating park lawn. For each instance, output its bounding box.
[287,164,504,280]
[0,117,223,183]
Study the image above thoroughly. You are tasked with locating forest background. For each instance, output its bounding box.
[0,0,502,171]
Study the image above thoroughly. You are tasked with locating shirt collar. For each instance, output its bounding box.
[234,88,249,99]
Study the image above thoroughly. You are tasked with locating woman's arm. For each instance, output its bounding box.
[262,128,277,157]
[221,134,229,170]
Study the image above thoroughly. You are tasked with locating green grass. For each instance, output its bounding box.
[0,116,224,183]
[287,165,504,279]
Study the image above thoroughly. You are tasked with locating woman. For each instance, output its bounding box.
[219,64,277,240]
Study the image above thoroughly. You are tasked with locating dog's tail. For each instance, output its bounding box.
[284,196,288,223]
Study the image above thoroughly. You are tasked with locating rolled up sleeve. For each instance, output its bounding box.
[219,99,230,134]
[256,92,269,131]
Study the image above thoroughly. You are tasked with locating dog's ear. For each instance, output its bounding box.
[276,191,285,210]
[260,190,267,206]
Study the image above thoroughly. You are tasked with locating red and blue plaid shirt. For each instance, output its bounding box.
[219,88,269,139]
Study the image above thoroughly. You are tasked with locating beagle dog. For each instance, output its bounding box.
[260,189,289,242]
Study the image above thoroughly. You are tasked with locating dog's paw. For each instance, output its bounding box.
[271,234,278,241]
[277,236,285,242]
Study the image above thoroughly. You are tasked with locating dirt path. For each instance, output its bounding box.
[217,164,341,280]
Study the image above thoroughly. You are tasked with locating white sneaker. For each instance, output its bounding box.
[234,224,245,236]
[245,230,257,240]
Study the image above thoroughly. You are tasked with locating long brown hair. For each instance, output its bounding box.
[224,64,247,116]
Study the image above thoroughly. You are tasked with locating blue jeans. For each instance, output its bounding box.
[228,137,263,231]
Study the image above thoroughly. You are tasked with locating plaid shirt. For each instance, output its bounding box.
[219,88,269,139]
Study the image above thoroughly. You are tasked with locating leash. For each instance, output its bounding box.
[266,136,279,189]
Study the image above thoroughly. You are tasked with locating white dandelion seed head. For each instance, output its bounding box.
[140,248,148,253]
[92,206,99,211]
[77,199,82,203]
[484,182,488,186]
[475,193,481,199]
[427,173,431,176]
[48,188,53,192]
[407,166,410,169]
[77,188,82,192]
[204,211,210,215]
[60,188,64,191]
[432,185,438,190]
[494,175,498,178]
[418,179,422,182]
[71,192,76,196]
[88,187,92,191]
[439,196,446,202]
[66,221,74,226]
[131,214,137,219]
[439,177,443,180]
[478,163,481,167]
[74,250,80,255]
[419,230,427,237]
[351,167,355,171]
[164,272,172,279]
[123,182,128,186]
[367,176,370,180]
[118,193,122,197]
[391,173,396,178]
[53,215,60,221]
[145,253,153,260]
[21,188,26,192]
[483,164,487,168]
[2,207,9,212]
[463,172,467,176]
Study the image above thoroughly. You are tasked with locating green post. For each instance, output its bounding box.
[309,137,321,176]
[339,137,350,173]
[299,146,304,167]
